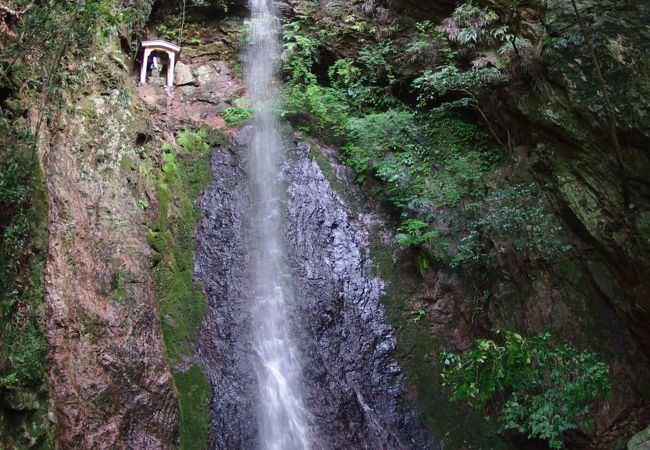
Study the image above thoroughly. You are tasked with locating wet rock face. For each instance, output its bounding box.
[195,134,433,449]
[194,139,259,449]
[285,142,432,449]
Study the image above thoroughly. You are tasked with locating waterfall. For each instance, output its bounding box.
[195,1,433,448]
[245,1,312,449]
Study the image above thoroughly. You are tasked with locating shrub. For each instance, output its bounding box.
[405,20,456,66]
[439,330,611,448]
[414,65,506,106]
[282,20,320,85]
[341,110,503,267]
[326,58,378,108]
[396,219,439,247]
[221,106,253,127]
[343,109,421,178]
[282,83,350,143]
[473,183,570,259]
[440,3,500,48]
[328,58,364,91]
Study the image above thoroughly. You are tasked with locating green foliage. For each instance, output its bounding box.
[282,20,320,84]
[0,108,50,447]
[155,22,180,42]
[405,21,456,66]
[436,182,569,269]
[190,0,231,9]
[326,56,397,109]
[222,105,253,127]
[277,12,562,275]
[0,114,48,392]
[359,40,395,85]
[440,3,500,47]
[412,308,426,323]
[282,83,350,143]
[476,184,569,257]
[425,113,500,208]
[498,36,532,57]
[281,20,354,141]
[161,142,177,182]
[342,109,427,198]
[440,330,611,448]
[340,108,565,271]
[343,109,498,208]
[414,65,506,106]
[177,130,210,153]
[437,2,535,70]
[396,219,439,247]
[281,18,399,112]
[327,58,366,98]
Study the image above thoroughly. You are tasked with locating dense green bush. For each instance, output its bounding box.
[414,65,506,107]
[440,330,611,448]
[404,20,456,66]
[343,110,422,181]
[327,57,378,108]
[282,83,350,142]
[280,21,351,142]
[282,20,319,85]
[460,183,570,263]
[396,219,439,247]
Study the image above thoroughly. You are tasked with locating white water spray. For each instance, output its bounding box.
[245,1,312,449]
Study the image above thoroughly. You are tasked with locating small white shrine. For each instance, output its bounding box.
[140,40,182,87]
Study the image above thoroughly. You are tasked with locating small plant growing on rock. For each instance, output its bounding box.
[412,308,426,324]
[222,106,253,127]
[405,20,456,66]
[396,219,438,247]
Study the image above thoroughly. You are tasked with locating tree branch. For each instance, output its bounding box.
[570,0,630,208]
[0,2,31,16]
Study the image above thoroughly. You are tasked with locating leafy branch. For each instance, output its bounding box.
[413,65,509,150]
[0,1,31,17]
[440,329,611,448]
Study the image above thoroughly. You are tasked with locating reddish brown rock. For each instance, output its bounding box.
[42,60,179,448]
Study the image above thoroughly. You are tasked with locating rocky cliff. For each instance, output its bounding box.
[42,50,180,448]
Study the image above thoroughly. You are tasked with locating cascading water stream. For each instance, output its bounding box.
[245,1,312,449]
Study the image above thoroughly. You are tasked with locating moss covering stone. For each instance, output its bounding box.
[147,127,226,449]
